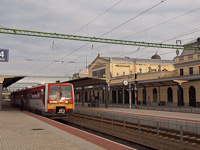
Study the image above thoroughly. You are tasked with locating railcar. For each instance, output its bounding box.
[10,83,74,117]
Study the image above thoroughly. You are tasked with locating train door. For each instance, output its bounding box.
[41,88,45,106]
[45,83,48,112]
[22,92,27,110]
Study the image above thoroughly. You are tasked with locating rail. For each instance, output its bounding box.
[63,109,200,150]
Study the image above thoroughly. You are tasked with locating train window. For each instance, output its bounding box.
[49,85,60,100]
[48,85,72,100]
[37,91,40,98]
[61,85,72,100]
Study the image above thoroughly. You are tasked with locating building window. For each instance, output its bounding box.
[189,86,196,107]
[180,69,183,76]
[167,87,173,102]
[189,67,193,75]
[92,69,105,78]
[153,88,157,102]
[199,66,200,74]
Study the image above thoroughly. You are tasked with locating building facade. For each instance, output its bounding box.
[74,38,200,107]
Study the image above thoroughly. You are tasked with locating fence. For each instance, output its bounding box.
[75,102,200,114]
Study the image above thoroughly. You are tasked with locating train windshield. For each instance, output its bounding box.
[49,85,72,100]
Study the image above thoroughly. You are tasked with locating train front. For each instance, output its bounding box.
[47,83,74,115]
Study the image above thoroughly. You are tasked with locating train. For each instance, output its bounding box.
[10,82,74,117]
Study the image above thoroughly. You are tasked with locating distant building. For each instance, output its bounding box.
[88,53,174,80]
[73,38,200,107]
[72,68,88,79]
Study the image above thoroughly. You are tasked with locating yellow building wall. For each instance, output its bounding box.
[111,62,174,78]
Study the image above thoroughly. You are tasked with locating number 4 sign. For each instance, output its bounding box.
[0,49,9,62]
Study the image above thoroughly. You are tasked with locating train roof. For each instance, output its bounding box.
[11,82,72,93]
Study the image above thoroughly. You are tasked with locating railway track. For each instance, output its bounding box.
[59,112,200,150]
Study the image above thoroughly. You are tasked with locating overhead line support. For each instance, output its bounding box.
[0,27,199,50]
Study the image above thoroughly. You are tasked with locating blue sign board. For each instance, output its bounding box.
[0,49,9,62]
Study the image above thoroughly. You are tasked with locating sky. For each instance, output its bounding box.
[0,0,200,88]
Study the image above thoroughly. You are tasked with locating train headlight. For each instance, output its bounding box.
[65,101,69,103]
[50,101,57,103]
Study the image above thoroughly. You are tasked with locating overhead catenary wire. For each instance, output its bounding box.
[45,0,124,51]
[123,7,200,40]
[83,7,200,58]
[54,0,166,62]
[25,1,124,76]
[73,0,124,35]
[99,0,166,38]
[47,0,167,76]
[161,28,200,43]
[3,0,198,76]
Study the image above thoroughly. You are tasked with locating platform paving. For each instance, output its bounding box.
[0,100,135,150]
[0,104,106,150]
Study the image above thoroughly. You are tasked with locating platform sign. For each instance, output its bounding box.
[0,49,9,62]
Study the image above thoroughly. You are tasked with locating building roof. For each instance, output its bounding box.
[181,37,200,56]
[151,54,161,60]
[64,77,107,87]
[101,56,173,64]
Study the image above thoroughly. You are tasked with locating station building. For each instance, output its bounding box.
[73,38,200,107]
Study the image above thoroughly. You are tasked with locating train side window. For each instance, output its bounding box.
[32,92,35,98]
[37,91,40,98]
[35,91,38,98]
[35,92,37,98]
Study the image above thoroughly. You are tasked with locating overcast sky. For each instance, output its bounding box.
[0,0,200,86]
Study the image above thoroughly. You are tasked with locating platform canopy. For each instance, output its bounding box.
[0,75,26,111]
[63,77,109,108]
[0,75,26,87]
[64,77,107,87]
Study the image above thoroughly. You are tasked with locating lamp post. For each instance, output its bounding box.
[134,73,137,108]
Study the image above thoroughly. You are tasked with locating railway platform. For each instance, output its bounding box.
[76,105,200,122]
[0,101,134,150]
[76,106,200,133]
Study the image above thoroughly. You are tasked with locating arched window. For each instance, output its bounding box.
[189,86,196,107]
[153,88,157,102]
[167,87,173,102]
[177,86,184,106]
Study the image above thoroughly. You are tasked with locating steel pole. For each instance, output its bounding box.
[0,82,2,111]
[135,83,137,108]
[129,82,132,109]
